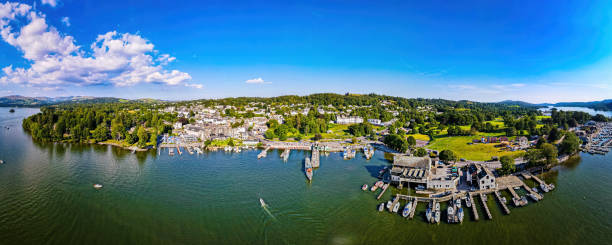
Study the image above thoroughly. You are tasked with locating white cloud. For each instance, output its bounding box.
[41,0,58,7]
[61,16,69,27]
[0,2,191,88]
[185,83,203,89]
[245,77,268,84]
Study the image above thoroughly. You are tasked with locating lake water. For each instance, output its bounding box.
[539,106,612,117]
[1,108,611,244]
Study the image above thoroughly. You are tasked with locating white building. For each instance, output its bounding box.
[477,166,496,190]
[336,116,363,125]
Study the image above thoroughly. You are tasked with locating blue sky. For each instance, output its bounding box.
[0,0,611,103]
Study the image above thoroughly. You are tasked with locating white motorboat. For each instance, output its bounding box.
[378,203,385,212]
[386,200,392,210]
[93,184,103,189]
[392,202,400,213]
[402,202,412,217]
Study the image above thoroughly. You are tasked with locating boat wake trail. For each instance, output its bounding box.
[260,198,278,221]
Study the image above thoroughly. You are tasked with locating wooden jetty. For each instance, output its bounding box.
[257,147,270,159]
[311,148,320,168]
[494,191,511,215]
[507,187,526,207]
[376,184,388,200]
[480,193,493,220]
[469,194,479,221]
[390,195,400,213]
[281,149,290,162]
[409,199,418,219]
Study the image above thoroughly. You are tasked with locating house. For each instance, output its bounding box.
[367,119,382,125]
[173,122,183,130]
[335,116,363,125]
[476,165,496,190]
[390,156,431,188]
[390,155,459,190]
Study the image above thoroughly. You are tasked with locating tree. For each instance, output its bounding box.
[92,122,109,142]
[352,137,358,144]
[439,150,457,163]
[560,133,581,155]
[540,143,558,165]
[414,147,428,157]
[498,155,516,175]
[228,138,235,147]
[406,136,416,147]
[505,127,517,137]
[548,127,560,142]
[264,129,276,139]
[137,127,148,148]
[383,134,409,153]
[313,133,323,141]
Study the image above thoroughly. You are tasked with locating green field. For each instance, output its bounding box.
[407,133,430,141]
[428,135,524,161]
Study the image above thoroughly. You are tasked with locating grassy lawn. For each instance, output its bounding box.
[209,138,242,147]
[407,134,430,141]
[428,136,525,161]
[483,120,505,128]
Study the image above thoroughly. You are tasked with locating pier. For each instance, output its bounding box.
[390,194,400,213]
[376,184,388,200]
[281,149,290,162]
[409,199,418,219]
[480,193,492,220]
[494,191,511,215]
[311,148,320,168]
[469,194,479,221]
[257,147,270,159]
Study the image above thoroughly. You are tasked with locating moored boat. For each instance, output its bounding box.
[378,203,385,212]
[392,202,400,213]
[402,201,412,217]
[426,202,433,223]
[362,184,368,191]
[466,195,472,207]
[305,157,313,181]
[458,207,464,223]
[370,184,378,192]
[540,183,550,193]
[447,205,455,223]
[386,200,393,210]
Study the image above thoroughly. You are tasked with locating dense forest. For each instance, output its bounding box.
[22,102,174,148]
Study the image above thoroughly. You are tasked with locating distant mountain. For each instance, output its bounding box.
[497,100,540,107]
[0,95,162,107]
[497,99,612,111]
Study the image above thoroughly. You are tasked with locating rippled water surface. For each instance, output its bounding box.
[0,108,611,244]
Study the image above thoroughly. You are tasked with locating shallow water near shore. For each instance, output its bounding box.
[0,108,611,244]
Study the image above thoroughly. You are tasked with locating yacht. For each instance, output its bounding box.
[458,207,464,223]
[540,183,550,193]
[386,200,393,210]
[447,205,455,223]
[378,203,385,212]
[304,157,313,181]
[392,202,400,213]
[402,201,412,217]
